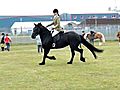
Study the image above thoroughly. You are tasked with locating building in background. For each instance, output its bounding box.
[0,12,120,40]
[11,21,78,35]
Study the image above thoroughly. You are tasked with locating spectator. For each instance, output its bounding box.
[36,35,42,53]
[4,34,12,51]
[90,31,95,45]
[0,33,5,51]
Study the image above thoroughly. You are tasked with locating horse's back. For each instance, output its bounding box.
[53,31,80,48]
[95,32,104,38]
[59,31,80,42]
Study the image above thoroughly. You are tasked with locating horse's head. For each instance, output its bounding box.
[31,23,43,39]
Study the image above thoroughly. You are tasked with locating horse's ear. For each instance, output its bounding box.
[34,23,37,26]
[38,23,42,26]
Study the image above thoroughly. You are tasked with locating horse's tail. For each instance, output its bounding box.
[80,35,103,59]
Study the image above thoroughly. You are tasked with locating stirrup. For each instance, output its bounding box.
[52,43,56,47]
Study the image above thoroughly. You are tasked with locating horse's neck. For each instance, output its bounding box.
[39,28,52,44]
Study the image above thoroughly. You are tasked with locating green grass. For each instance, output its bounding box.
[0,41,120,90]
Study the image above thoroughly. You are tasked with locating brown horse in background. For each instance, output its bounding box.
[84,32,105,46]
[117,31,120,46]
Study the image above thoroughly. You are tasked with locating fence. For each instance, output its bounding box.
[71,24,120,40]
[10,36,35,44]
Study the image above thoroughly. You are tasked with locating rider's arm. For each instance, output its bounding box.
[46,22,54,27]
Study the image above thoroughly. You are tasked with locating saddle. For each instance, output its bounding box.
[53,31,64,43]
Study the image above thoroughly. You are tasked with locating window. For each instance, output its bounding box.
[112,15,116,18]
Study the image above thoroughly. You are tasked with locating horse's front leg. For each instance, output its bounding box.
[99,39,103,46]
[67,48,75,64]
[39,48,50,65]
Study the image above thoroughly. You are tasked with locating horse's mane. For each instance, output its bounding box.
[38,23,48,30]
[37,23,51,34]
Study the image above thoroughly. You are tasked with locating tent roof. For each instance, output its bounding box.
[11,21,79,29]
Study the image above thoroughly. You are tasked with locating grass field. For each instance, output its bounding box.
[0,41,120,90]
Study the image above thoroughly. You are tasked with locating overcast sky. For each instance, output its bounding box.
[0,0,120,15]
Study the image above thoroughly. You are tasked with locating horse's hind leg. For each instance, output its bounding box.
[99,39,103,46]
[75,48,85,62]
[47,56,56,60]
[67,48,75,64]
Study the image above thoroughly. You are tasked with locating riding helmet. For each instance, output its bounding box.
[53,9,59,13]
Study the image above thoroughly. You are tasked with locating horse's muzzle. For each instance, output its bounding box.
[31,35,36,39]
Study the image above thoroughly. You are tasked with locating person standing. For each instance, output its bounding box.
[0,33,5,51]
[4,34,12,51]
[36,35,42,53]
[90,31,95,45]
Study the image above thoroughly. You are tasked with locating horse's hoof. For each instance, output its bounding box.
[80,58,85,62]
[52,56,56,60]
[67,62,72,64]
[95,56,97,59]
[39,63,45,65]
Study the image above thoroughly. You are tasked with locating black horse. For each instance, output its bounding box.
[31,23,103,65]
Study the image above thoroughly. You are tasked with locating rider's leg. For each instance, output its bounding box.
[52,30,59,37]
[52,30,59,47]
